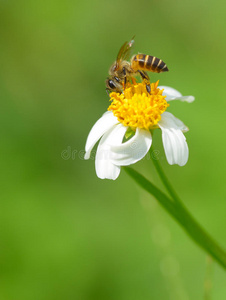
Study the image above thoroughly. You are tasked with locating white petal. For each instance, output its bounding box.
[159,112,189,132]
[84,111,118,159]
[110,128,152,166]
[158,86,182,98]
[158,86,195,103]
[95,123,127,180]
[158,113,189,166]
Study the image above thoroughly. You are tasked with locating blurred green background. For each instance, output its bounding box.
[0,0,225,299]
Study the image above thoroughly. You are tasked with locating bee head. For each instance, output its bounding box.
[106,76,122,93]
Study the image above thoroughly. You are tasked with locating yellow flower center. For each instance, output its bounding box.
[108,81,169,130]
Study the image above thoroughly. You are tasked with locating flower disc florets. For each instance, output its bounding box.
[108,81,169,130]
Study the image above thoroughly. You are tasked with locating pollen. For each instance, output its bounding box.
[108,81,169,130]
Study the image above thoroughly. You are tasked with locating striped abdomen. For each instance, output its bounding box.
[131,54,169,73]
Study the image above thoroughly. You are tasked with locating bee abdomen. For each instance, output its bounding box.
[131,54,169,73]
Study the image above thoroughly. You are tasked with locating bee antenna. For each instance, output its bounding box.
[130,35,135,44]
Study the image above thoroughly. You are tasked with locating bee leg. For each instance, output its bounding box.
[138,70,151,94]
[146,83,151,94]
[123,67,127,88]
[106,88,110,96]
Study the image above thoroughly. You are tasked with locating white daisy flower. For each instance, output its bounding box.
[85,81,194,180]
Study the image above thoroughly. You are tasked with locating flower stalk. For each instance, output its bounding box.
[151,146,184,206]
[124,166,226,270]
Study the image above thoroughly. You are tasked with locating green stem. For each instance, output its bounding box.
[150,146,182,206]
[124,167,226,270]
[150,146,226,269]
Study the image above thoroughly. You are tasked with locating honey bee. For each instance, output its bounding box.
[106,37,169,94]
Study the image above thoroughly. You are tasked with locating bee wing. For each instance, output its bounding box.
[116,36,135,62]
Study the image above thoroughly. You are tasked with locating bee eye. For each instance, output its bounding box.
[108,80,116,89]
